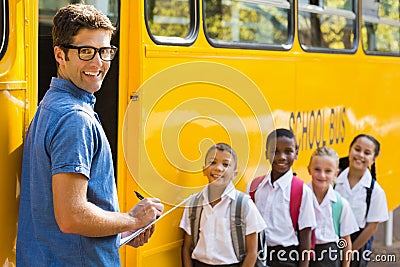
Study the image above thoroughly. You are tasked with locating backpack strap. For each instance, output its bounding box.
[231,191,249,261]
[364,178,376,251]
[365,178,376,218]
[250,175,305,250]
[189,190,248,262]
[249,175,266,201]
[251,175,303,231]
[189,192,203,252]
[290,176,304,231]
[332,191,343,237]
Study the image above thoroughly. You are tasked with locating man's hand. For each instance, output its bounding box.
[123,225,155,248]
[128,198,164,228]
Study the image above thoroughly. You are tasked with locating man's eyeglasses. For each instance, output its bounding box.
[60,44,118,61]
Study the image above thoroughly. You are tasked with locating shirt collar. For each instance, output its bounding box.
[201,182,236,203]
[360,169,373,188]
[336,167,349,185]
[326,185,339,202]
[336,167,372,188]
[307,183,337,205]
[266,169,293,189]
[50,77,96,108]
[223,182,237,199]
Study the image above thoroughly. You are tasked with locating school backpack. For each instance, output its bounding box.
[188,190,249,262]
[249,175,304,232]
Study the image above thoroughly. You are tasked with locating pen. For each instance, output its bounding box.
[119,194,194,247]
[134,190,144,200]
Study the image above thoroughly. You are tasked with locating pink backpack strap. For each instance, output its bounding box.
[289,176,304,231]
[249,175,266,202]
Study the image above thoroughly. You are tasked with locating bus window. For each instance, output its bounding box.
[39,0,119,35]
[362,0,400,55]
[0,0,8,60]
[298,0,357,52]
[145,0,197,45]
[203,0,292,50]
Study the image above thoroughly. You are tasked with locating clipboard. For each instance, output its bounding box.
[119,194,194,247]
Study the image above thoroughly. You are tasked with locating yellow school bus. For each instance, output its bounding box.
[1,0,400,266]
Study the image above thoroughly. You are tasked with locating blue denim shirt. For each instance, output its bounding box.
[17,78,120,266]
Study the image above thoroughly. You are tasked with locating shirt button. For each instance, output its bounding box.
[75,166,80,171]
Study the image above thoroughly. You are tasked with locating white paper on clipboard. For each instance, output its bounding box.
[119,194,194,247]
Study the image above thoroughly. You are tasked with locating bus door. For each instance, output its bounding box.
[38,0,120,175]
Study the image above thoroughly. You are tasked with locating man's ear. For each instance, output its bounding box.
[54,46,66,66]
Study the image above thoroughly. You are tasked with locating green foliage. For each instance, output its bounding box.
[204,0,289,45]
[145,0,399,53]
[146,0,191,38]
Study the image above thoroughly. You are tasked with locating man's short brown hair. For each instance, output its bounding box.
[52,4,115,47]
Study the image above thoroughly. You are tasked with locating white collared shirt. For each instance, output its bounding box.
[308,183,359,244]
[246,170,316,247]
[180,182,266,265]
[335,168,389,228]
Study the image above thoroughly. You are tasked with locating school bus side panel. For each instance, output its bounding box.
[292,53,400,211]
[0,0,37,265]
[119,1,400,266]
[120,2,295,267]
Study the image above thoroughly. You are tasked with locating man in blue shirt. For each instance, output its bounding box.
[16,4,164,266]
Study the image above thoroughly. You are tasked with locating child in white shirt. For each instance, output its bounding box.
[180,143,266,267]
[308,146,359,267]
[335,134,389,267]
[247,128,316,267]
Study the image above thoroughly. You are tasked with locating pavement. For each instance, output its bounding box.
[368,206,400,266]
